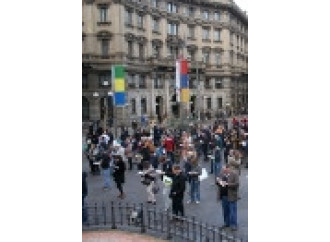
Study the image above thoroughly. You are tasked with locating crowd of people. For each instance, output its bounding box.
[83,117,248,231]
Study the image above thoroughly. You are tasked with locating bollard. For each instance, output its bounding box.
[111,201,117,229]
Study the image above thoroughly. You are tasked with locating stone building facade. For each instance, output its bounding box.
[82,0,248,126]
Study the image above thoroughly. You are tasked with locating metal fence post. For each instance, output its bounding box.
[160,211,164,233]
[205,223,209,242]
[166,209,172,240]
[153,206,157,231]
[102,202,106,225]
[94,203,98,225]
[119,202,123,225]
[111,201,117,229]
[126,203,130,226]
[140,203,146,233]
[192,216,196,241]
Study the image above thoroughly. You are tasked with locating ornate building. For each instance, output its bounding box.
[82,0,248,126]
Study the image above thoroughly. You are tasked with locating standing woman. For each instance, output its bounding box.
[112,155,126,199]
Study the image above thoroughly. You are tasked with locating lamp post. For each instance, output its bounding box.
[93,80,113,132]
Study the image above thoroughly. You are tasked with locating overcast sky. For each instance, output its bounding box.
[234,0,248,12]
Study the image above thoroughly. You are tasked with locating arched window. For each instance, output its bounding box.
[82,96,89,121]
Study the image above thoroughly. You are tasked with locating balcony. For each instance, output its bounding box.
[97,21,111,26]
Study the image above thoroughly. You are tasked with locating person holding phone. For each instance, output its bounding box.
[216,164,239,231]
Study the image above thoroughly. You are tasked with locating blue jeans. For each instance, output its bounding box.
[214,162,222,178]
[221,196,230,227]
[190,179,200,202]
[102,168,111,188]
[228,201,238,227]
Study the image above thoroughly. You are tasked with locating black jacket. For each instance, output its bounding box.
[170,172,186,200]
[101,153,110,169]
[113,160,126,183]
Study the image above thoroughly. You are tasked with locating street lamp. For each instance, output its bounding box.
[93,81,112,132]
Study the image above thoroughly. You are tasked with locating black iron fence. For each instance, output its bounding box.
[83,201,244,242]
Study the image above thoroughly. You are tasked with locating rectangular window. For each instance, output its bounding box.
[101,40,109,57]
[152,43,160,58]
[214,11,220,21]
[215,53,221,65]
[151,0,159,8]
[204,78,212,89]
[139,43,144,60]
[82,74,88,89]
[189,78,196,89]
[167,2,177,13]
[125,9,133,25]
[215,78,223,89]
[127,74,135,89]
[217,97,223,109]
[131,99,136,114]
[207,97,212,109]
[187,49,195,61]
[188,25,195,38]
[99,73,111,87]
[168,22,178,35]
[99,7,107,22]
[202,28,210,40]
[202,51,210,64]
[139,75,146,88]
[214,29,221,41]
[137,14,144,28]
[203,10,209,20]
[154,75,163,89]
[141,98,147,114]
[127,41,133,58]
[152,18,159,32]
[188,7,194,17]
[168,46,179,59]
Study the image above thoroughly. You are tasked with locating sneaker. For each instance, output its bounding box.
[196,201,200,204]
[186,200,191,204]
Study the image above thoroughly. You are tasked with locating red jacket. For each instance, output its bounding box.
[164,137,175,152]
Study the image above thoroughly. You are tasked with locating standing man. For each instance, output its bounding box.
[169,165,186,218]
[101,151,111,190]
[216,164,239,231]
